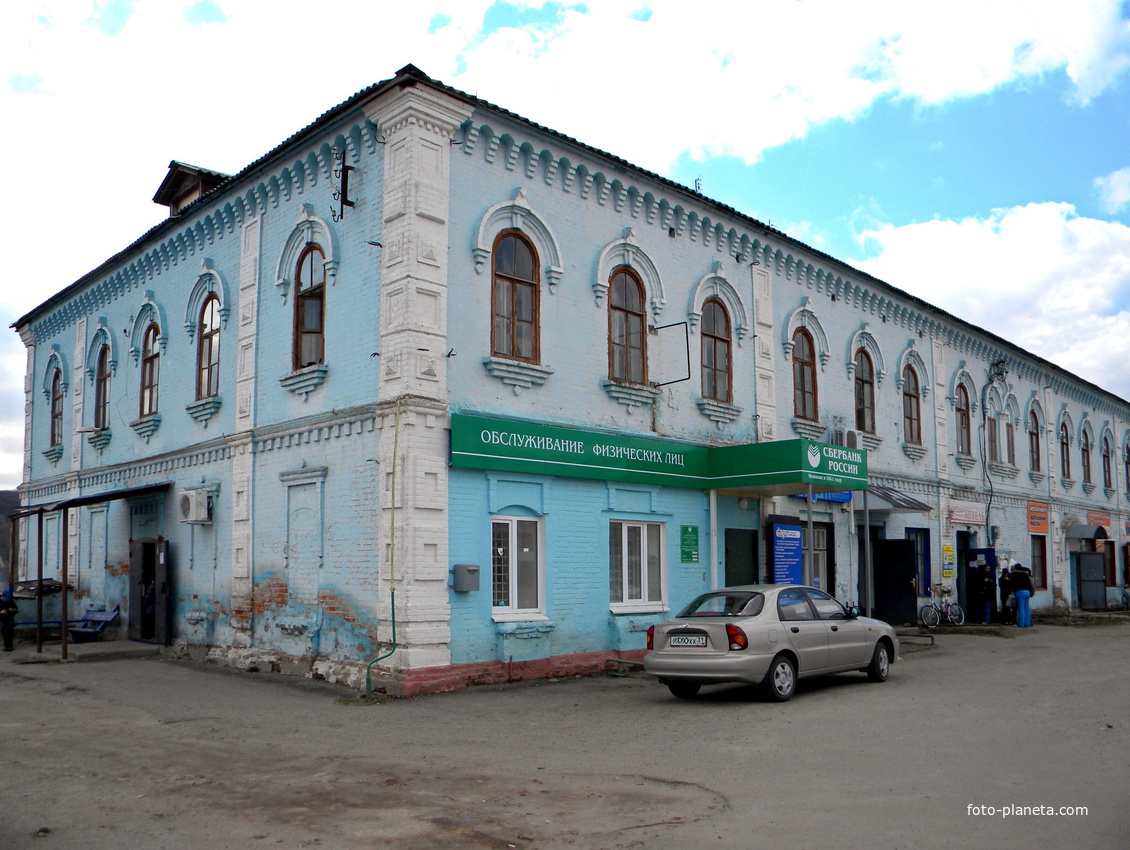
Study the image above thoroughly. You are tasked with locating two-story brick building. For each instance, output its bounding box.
[11,65,1127,693]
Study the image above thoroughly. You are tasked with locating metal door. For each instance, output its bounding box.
[1076,551,1106,609]
[724,529,758,586]
[873,540,918,625]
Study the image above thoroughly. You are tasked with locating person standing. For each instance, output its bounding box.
[980,564,996,624]
[0,589,18,651]
[1012,563,1034,628]
[998,566,1014,625]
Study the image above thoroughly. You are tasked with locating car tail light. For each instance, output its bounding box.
[646,625,655,650]
[725,623,748,651]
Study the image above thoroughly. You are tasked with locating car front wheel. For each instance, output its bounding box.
[667,682,701,700]
[764,655,796,702]
[866,642,890,682]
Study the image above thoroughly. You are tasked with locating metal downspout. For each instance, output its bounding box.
[366,401,401,697]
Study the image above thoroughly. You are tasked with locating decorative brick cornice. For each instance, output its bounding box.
[601,380,658,412]
[482,357,554,395]
[696,398,742,428]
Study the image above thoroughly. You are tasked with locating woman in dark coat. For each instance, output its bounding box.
[998,567,1014,625]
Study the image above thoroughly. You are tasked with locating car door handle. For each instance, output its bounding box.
[790,627,800,633]
[830,625,839,631]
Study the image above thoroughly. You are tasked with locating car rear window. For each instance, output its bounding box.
[676,591,764,618]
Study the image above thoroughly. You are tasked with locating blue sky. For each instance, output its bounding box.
[2,0,1130,487]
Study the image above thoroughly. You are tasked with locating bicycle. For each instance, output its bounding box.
[919,584,965,628]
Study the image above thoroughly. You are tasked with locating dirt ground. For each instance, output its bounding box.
[2,621,1128,849]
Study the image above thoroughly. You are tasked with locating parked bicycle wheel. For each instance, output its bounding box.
[947,603,965,626]
[920,605,940,628]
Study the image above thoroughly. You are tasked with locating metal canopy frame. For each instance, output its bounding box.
[9,483,170,657]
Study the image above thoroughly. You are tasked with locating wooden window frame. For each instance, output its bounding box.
[700,298,732,403]
[955,386,971,456]
[1081,431,1092,484]
[490,230,540,363]
[854,350,875,433]
[792,328,817,421]
[902,366,921,445]
[197,294,221,401]
[1103,437,1113,489]
[94,345,111,430]
[50,370,64,447]
[1029,412,1041,472]
[608,266,647,385]
[1059,423,1071,479]
[293,243,326,371]
[139,322,160,418]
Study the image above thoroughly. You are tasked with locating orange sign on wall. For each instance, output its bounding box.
[1027,502,1049,534]
[1087,510,1112,534]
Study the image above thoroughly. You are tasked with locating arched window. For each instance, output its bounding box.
[902,367,921,445]
[1081,431,1092,484]
[792,329,817,420]
[1028,412,1041,471]
[197,294,221,400]
[140,323,160,418]
[854,350,875,433]
[701,298,731,403]
[987,414,999,463]
[1124,443,1130,491]
[94,345,111,430]
[294,244,325,370]
[50,370,64,447]
[1102,437,1113,489]
[1059,423,1071,478]
[955,386,971,455]
[491,231,539,362]
[609,267,646,384]
[1006,419,1016,466]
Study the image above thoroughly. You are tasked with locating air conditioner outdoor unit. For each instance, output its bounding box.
[832,428,866,450]
[177,490,211,524]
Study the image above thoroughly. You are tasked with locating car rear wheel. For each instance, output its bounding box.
[667,682,701,700]
[866,642,890,682]
[764,655,796,702]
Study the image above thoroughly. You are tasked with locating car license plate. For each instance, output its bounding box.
[669,634,707,647]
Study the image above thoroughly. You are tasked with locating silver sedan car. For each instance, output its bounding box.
[644,585,899,701]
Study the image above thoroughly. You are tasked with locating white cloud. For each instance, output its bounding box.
[1095,166,1130,214]
[852,203,1130,398]
[2,0,1130,487]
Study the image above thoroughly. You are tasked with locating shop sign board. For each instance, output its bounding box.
[950,502,986,525]
[772,524,803,584]
[1087,510,1111,535]
[942,544,955,578]
[1027,502,1049,534]
[449,414,868,492]
[680,525,700,563]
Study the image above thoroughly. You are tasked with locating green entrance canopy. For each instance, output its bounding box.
[449,413,867,495]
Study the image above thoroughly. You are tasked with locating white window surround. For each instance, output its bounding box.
[686,262,749,345]
[490,515,546,621]
[846,324,886,386]
[184,259,231,342]
[896,343,930,400]
[594,228,665,322]
[41,347,67,402]
[128,294,168,363]
[474,188,563,292]
[782,298,830,370]
[609,519,667,614]
[85,322,118,385]
[274,204,338,304]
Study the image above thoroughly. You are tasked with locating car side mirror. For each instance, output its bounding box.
[846,605,861,619]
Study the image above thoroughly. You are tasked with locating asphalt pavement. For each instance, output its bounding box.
[2,619,1128,849]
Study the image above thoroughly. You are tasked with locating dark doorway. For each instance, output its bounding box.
[962,546,996,620]
[129,538,170,644]
[724,528,759,586]
[873,539,918,625]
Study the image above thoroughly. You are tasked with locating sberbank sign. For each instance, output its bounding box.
[450,414,867,492]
